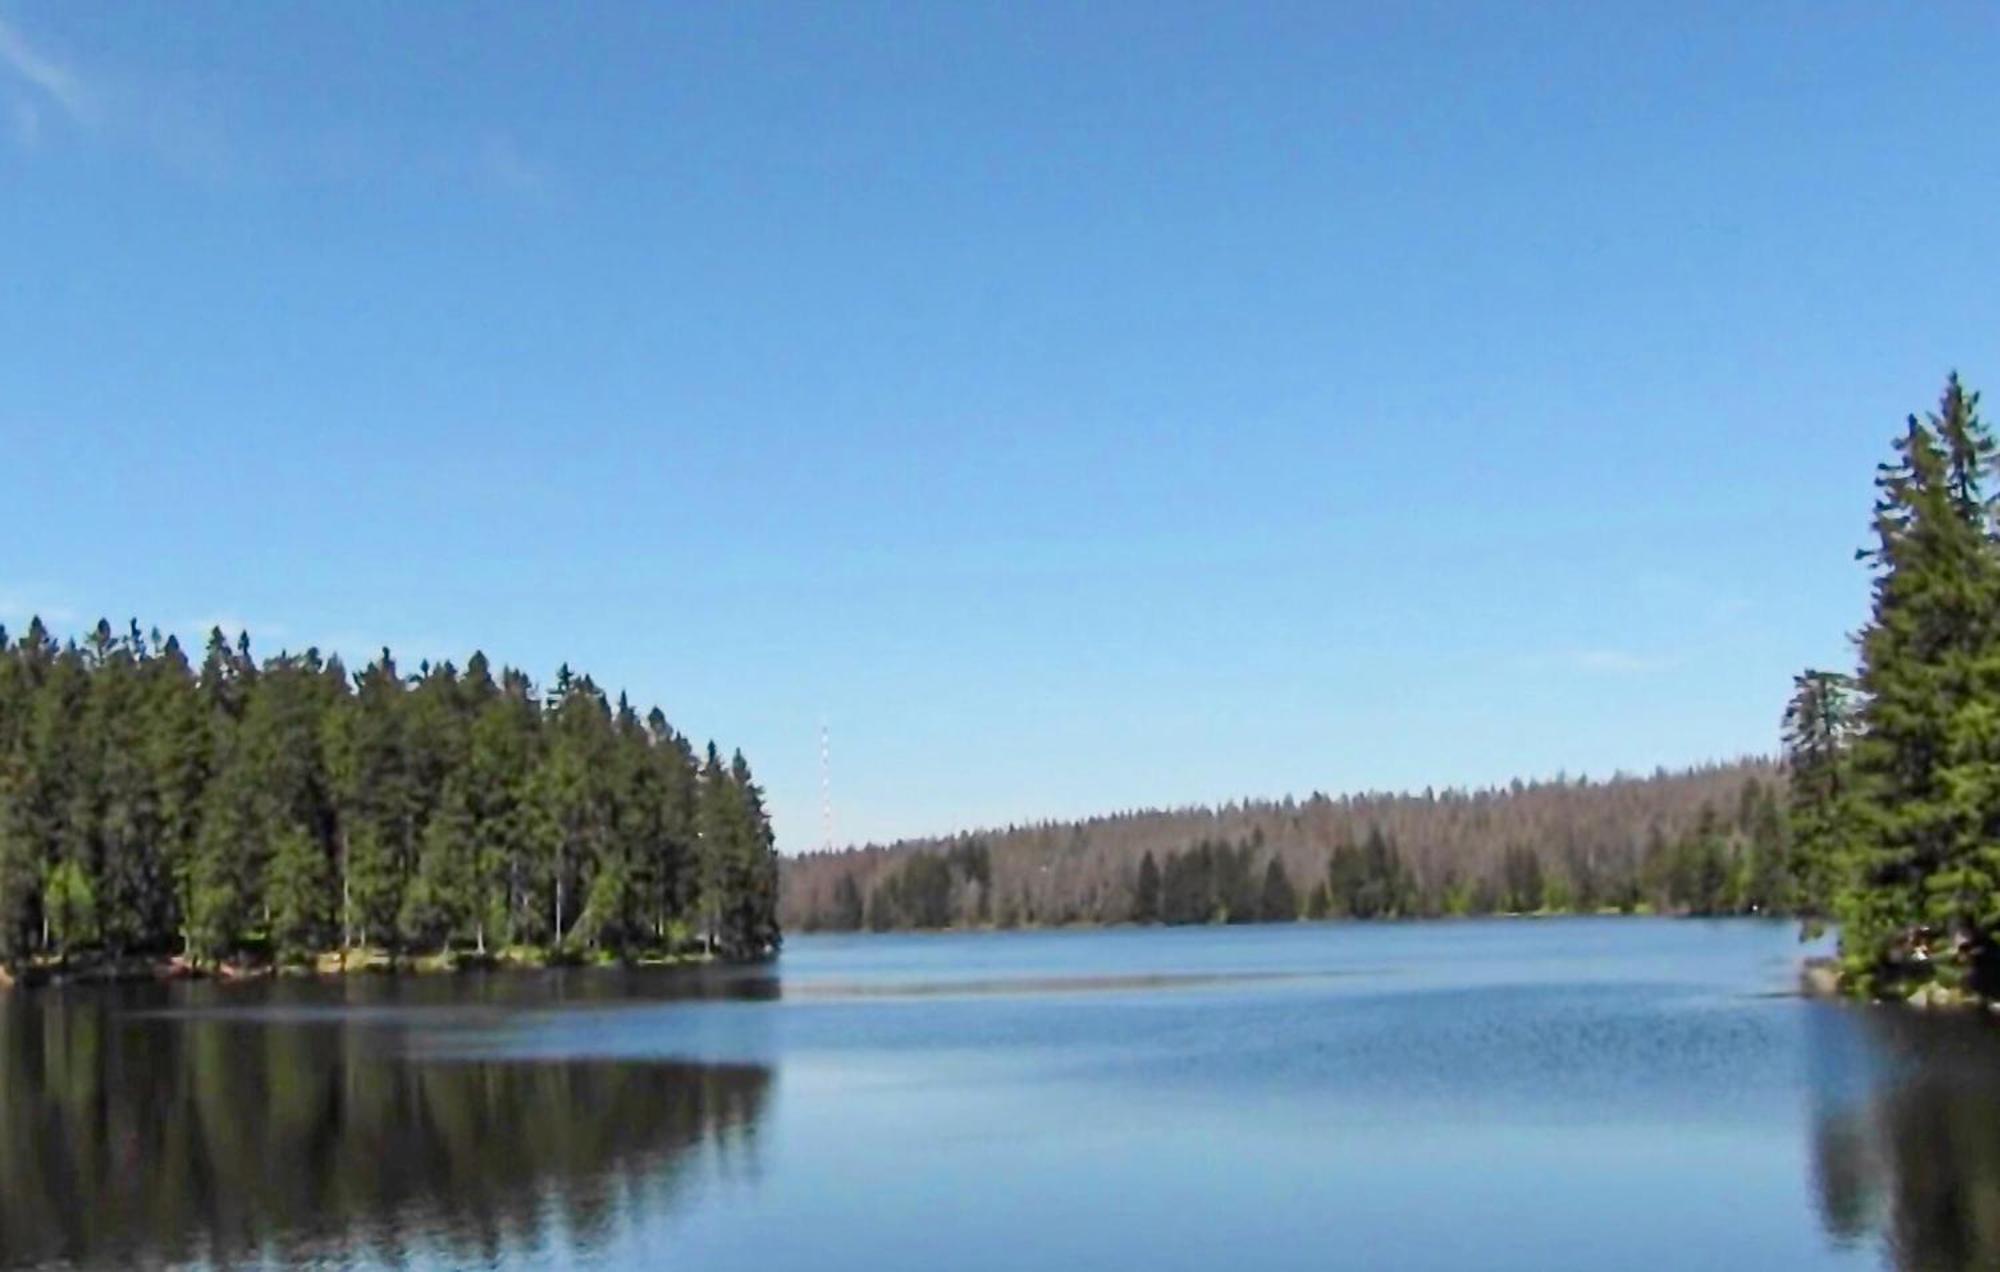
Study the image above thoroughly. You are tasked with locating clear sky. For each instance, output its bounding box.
[2,3,1995,850]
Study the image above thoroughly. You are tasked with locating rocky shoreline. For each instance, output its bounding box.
[1798,955,2000,1012]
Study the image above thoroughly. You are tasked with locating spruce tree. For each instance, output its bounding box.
[144,635,209,955]
[725,750,781,956]
[1133,850,1162,923]
[0,619,774,969]
[266,826,332,962]
[1842,379,2000,989]
[1783,669,1855,926]
[1259,858,1298,922]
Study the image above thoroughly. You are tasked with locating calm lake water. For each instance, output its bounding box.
[5,918,1998,1270]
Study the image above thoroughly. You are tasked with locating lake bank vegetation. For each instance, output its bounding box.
[1785,374,2000,1006]
[783,760,1788,932]
[0,623,780,983]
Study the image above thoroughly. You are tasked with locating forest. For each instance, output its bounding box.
[0,621,780,974]
[1784,374,2000,1002]
[783,760,1788,932]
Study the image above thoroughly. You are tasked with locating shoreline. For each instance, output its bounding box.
[0,946,727,991]
[1795,955,2000,1013]
[793,906,1785,938]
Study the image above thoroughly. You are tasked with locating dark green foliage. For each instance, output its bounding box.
[1258,858,1298,922]
[266,826,332,962]
[868,841,989,931]
[0,620,778,970]
[1789,376,2000,995]
[1502,845,1546,914]
[1133,851,1162,923]
[1784,670,1856,924]
[690,749,781,959]
[1666,805,1732,916]
[827,874,865,931]
[1328,827,1413,919]
[1154,839,1260,925]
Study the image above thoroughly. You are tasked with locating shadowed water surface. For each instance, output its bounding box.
[4,919,1997,1269]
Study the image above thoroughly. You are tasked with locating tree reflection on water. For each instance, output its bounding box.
[1810,1005,2000,1271]
[0,980,770,1268]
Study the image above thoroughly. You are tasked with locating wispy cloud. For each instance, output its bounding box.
[1569,648,1678,675]
[0,12,228,176]
[1,14,543,196]
[0,14,92,125]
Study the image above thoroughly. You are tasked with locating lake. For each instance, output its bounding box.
[3,918,1996,1270]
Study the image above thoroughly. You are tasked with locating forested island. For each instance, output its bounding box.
[783,760,1789,932]
[0,622,780,981]
[1783,374,2000,1004]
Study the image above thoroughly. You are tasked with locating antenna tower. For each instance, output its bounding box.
[819,718,834,852]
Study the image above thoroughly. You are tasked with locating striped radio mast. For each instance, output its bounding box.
[819,718,834,853]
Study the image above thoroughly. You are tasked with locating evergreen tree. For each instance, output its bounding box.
[1303,879,1332,920]
[144,635,209,955]
[467,674,542,952]
[266,826,332,962]
[42,860,94,966]
[723,750,781,956]
[1259,858,1298,922]
[534,673,613,951]
[0,619,771,972]
[829,873,865,931]
[1841,378,2000,989]
[87,625,160,956]
[1502,844,1545,914]
[1784,669,1857,925]
[325,653,415,951]
[1133,850,1162,923]
[695,743,734,952]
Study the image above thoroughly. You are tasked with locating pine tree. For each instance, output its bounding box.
[1785,669,1857,926]
[1259,858,1298,922]
[467,673,541,952]
[42,860,94,966]
[830,873,865,931]
[144,635,209,955]
[534,673,613,951]
[266,826,332,962]
[695,743,734,953]
[1133,850,1162,923]
[0,622,45,965]
[325,653,414,951]
[0,619,774,970]
[725,750,781,957]
[402,771,475,951]
[87,625,161,955]
[1841,379,2000,990]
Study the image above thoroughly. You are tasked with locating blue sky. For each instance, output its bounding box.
[2,3,1995,850]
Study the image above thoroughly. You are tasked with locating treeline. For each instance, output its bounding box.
[0,619,780,971]
[784,761,1787,932]
[1785,374,2000,1000]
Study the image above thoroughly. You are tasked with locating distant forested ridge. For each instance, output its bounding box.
[783,760,1786,932]
[1784,374,2000,1002]
[0,620,780,973]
